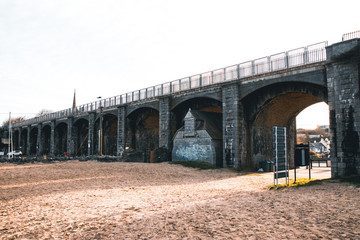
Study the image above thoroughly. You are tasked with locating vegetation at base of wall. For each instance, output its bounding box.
[268,175,360,190]
[170,161,218,170]
[267,178,325,190]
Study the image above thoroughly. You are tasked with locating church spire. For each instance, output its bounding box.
[72,89,76,110]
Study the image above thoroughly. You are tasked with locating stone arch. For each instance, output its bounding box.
[126,107,159,161]
[13,129,20,151]
[55,122,67,156]
[72,118,89,156]
[29,127,38,155]
[171,97,223,133]
[171,97,223,166]
[242,81,328,170]
[94,113,118,156]
[20,128,28,155]
[170,90,222,111]
[126,102,159,117]
[41,125,51,155]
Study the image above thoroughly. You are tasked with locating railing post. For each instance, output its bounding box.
[267,56,271,72]
[251,60,255,76]
[285,52,289,69]
[199,74,202,87]
[223,68,226,82]
[189,77,192,89]
[211,71,214,84]
[237,64,240,79]
[303,47,309,64]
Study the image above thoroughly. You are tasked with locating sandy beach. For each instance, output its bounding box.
[0,160,359,239]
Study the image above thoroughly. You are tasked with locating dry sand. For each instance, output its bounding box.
[0,160,359,239]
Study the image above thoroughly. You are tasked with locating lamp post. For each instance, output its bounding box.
[8,112,13,160]
[97,97,103,155]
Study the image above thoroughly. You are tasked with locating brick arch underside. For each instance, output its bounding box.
[171,97,223,166]
[243,82,328,170]
[126,108,159,157]
[72,119,89,156]
[94,114,118,156]
[171,97,223,132]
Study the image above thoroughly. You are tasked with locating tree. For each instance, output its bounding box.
[36,109,52,117]
[1,116,26,128]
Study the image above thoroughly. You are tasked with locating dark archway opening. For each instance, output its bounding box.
[13,130,20,151]
[41,125,51,155]
[20,129,28,155]
[171,97,223,133]
[171,97,223,166]
[29,127,38,155]
[126,108,159,162]
[55,123,68,156]
[95,114,118,156]
[72,119,89,156]
[243,82,328,170]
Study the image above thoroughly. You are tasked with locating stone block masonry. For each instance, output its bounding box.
[159,97,171,149]
[222,84,240,168]
[9,37,360,176]
[117,107,126,156]
[326,38,360,176]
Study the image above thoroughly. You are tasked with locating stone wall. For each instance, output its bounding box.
[326,38,360,176]
[172,110,222,166]
[10,38,360,176]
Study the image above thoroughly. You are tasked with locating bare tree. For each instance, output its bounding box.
[2,116,26,127]
[36,109,52,117]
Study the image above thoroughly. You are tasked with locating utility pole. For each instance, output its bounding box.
[97,97,103,155]
[100,106,103,155]
[8,112,13,159]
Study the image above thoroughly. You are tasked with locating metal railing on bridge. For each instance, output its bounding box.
[342,30,360,41]
[14,41,328,127]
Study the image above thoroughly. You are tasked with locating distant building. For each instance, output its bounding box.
[0,127,9,155]
[320,138,330,151]
[310,139,330,158]
[297,133,306,138]
[319,125,330,133]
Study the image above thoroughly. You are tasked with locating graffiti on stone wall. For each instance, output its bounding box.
[175,143,211,161]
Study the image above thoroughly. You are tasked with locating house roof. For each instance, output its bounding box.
[179,109,223,139]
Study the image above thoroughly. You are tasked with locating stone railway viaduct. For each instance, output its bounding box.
[12,36,360,177]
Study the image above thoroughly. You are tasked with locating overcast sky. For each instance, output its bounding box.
[0,0,359,128]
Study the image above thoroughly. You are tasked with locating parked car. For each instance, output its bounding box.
[7,150,22,157]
